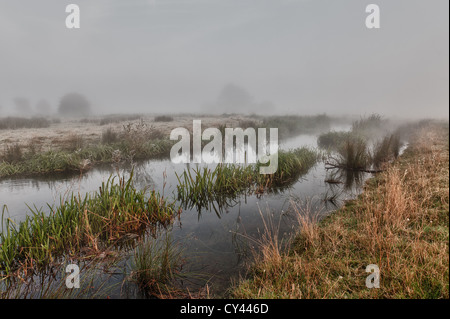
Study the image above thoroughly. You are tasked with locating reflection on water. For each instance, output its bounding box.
[0,129,372,297]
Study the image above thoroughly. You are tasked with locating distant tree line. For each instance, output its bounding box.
[0,92,92,118]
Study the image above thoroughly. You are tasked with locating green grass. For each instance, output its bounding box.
[0,172,180,277]
[0,140,174,179]
[176,147,318,212]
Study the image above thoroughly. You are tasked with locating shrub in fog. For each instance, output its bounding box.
[58,93,92,118]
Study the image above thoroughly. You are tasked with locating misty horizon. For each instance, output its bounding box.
[0,0,448,120]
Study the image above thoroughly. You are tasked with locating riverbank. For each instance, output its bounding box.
[231,121,449,298]
[0,115,254,179]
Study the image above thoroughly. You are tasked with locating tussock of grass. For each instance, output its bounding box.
[261,147,318,187]
[101,128,119,144]
[0,172,180,277]
[335,138,370,171]
[176,148,318,212]
[131,234,184,297]
[0,139,173,179]
[231,122,449,299]
[317,131,352,151]
[2,144,23,164]
[372,133,401,169]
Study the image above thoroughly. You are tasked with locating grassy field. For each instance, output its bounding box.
[0,115,255,179]
[231,121,449,298]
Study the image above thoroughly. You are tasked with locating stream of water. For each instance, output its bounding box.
[1,126,370,297]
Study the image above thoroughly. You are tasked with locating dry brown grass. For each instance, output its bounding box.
[231,122,449,299]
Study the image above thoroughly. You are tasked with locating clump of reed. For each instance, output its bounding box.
[176,147,318,211]
[120,119,166,159]
[0,172,179,277]
[101,127,119,144]
[372,134,402,169]
[2,144,23,164]
[352,113,383,131]
[176,164,256,213]
[154,115,174,122]
[258,147,318,187]
[0,139,174,179]
[0,117,51,130]
[317,131,352,151]
[63,134,84,151]
[130,234,184,297]
[329,137,370,171]
[351,113,386,140]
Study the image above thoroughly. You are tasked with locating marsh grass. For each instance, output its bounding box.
[0,172,179,277]
[372,134,402,169]
[330,137,370,171]
[231,122,449,298]
[120,120,166,158]
[2,144,23,164]
[0,120,174,179]
[319,114,400,171]
[101,128,119,144]
[130,234,185,297]
[64,134,84,152]
[176,148,318,213]
[260,148,318,187]
[176,164,256,214]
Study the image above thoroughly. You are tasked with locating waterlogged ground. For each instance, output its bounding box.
[0,126,369,297]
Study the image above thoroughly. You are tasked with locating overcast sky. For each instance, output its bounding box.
[0,0,448,118]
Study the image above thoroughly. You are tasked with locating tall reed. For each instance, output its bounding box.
[176,147,318,211]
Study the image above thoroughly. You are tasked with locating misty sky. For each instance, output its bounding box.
[0,0,448,118]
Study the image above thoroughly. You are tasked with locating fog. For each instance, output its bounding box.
[0,0,448,119]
